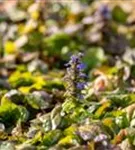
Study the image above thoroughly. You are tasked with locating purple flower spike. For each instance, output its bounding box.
[77,63,86,71]
[64,52,87,100]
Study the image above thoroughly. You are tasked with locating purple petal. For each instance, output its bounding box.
[76,82,85,90]
[71,55,78,63]
[79,73,87,78]
[99,5,111,19]
[77,94,84,100]
[94,134,108,142]
[77,63,86,70]
[65,63,71,67]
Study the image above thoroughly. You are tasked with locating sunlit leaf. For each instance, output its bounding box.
[42,130,62,146]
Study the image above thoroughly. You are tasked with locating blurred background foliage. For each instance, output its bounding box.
[1,0,135,72]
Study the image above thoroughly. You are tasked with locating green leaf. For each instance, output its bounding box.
[0,142,15,150]
[112,6,128,23]
[1,90,24,105]
[58,135,81,147]
[106,94,133,108]
[51,105,62,130]
[115,114,129,129]
[83,47,106,70]
[9,71,34,88]
[0,95,28,126]
[0,98,20,126]
[64,125,78,136]
[126,128,135,146]
[62,99,78,115]
[42,130,62,146]
[95,101,111,119]
[25,93,50,110]
[59,116,72,129]
[70,107,89,123]
[44,33,70,56]
[18,106,29,123]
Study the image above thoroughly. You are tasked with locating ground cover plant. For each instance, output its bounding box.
[0,0,135,149]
